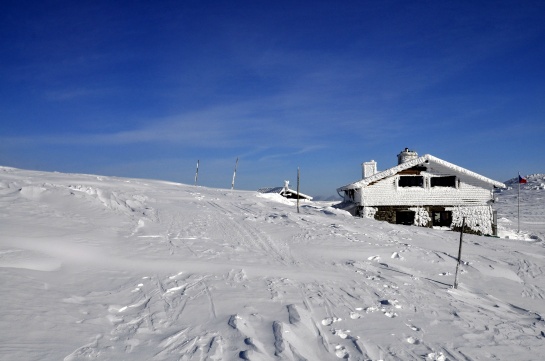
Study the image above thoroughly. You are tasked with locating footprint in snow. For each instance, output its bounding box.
[383,284,398,289]
[335,345,349,358]
[368,255,380,262]
[380,299,401,308]
[332,329,350,339]
[407,336,420,344]
[391,252,404,260]
[322,317,342,326]
[349,311,362,319]
[427,352,446,361]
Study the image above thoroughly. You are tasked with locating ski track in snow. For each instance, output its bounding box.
[1,167,545,361]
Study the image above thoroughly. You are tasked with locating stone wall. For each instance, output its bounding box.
[371,205,494,235]
[374,206,412,224]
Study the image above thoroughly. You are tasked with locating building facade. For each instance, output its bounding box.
[336,149,505,235]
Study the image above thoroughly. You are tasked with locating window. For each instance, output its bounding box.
[431,176,456,188]
[396,211,415,225]
[432,211,452,227]
[398,176,424,187]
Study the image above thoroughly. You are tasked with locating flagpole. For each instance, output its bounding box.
[518,172,520,233]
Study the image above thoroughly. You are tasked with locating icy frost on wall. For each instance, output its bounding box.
[447,206,493,235]
[364,206,377,218]
[409,207,431,226]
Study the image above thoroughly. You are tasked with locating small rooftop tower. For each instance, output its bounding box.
[397,148,418,164]
[362,160,377,179]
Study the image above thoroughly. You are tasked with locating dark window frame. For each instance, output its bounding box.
[431,176,457,188]
[398,176,424,188]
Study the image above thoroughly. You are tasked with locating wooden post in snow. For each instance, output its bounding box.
[231,157,239,190]
[297,167,300,214]
[453,217,465,289]
[194,160,199,186]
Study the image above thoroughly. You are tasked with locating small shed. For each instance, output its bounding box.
[336,148,505,235]
[258,181,313,200]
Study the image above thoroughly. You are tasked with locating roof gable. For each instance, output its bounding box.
[338,154,505,191]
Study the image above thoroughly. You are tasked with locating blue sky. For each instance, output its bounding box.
[1,0,544,196]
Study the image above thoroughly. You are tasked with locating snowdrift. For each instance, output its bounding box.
[1,166,544,361]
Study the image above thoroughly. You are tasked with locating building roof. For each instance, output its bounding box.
[338,154,506,191]
[257,186,313,200]
[257,186,284,194]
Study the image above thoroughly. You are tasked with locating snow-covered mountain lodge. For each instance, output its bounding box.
[336,148,506,235]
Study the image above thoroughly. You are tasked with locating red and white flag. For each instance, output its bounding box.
[519,174,527,184]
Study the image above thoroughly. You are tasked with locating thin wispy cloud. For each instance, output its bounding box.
[3,86,411,149]
[257,145,326,162]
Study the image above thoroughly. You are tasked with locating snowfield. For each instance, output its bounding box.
[1,166,544,361]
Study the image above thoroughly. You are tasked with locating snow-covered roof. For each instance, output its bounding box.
[257,186,313,200]
[338,154,506,191]
[257,186,284,194]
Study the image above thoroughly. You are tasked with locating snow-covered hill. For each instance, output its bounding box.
[1,167,544,361]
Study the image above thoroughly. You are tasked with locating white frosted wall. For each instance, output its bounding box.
[409,206,432,226]
[447,205,493,235]
[360,174,493,206]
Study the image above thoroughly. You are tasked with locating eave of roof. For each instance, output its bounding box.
[337,154,506,191]
[285,188,313,200]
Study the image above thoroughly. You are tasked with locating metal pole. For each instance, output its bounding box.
[195,160,199,186]
[297,167,300,214]
[231,157,238,190]
[453,217,465,289]
[518,172,520,233]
